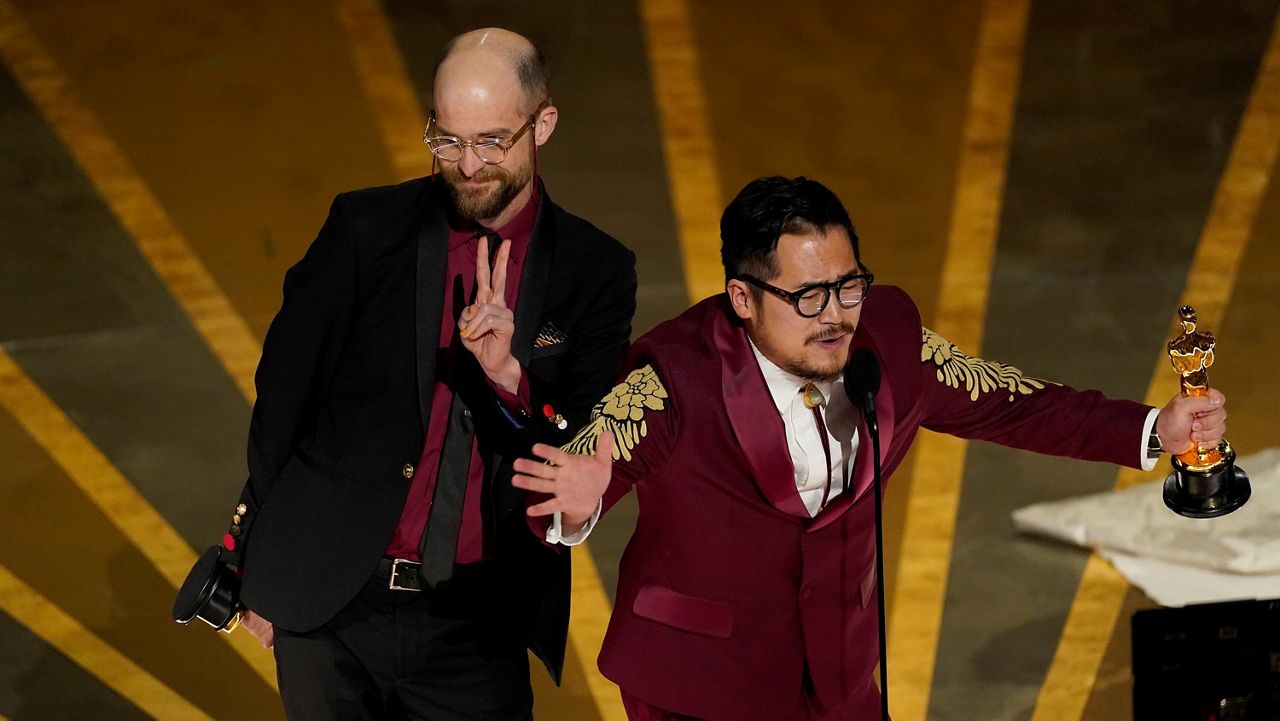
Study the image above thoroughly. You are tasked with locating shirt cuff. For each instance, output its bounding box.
[546,499,602,546]
[1139,407,1161,472]
[489,366,532,420]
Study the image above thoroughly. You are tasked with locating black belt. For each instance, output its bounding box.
[375,557,425,592]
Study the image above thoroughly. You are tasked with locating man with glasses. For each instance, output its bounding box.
[512,176,1226,720]
[220,28,637,720]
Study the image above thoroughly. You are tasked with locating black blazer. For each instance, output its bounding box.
[229,177,636,682]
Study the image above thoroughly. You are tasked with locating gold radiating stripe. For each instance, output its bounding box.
[0,348,196,591]
[0,0,277,690]
[1031,13,1280,720]
[332,5,621,718]
[888,1,1031,719]
[0,0,260,404]
[0,563,212,720]
[0,347,279,690]
[334,0,427,181]
[640,0,726,304]
[568,543,626,720]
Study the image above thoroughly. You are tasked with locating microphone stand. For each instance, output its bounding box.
[863,388,889,721]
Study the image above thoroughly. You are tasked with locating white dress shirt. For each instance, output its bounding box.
[750,342,861,516]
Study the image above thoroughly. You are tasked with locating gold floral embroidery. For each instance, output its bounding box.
[562,364,668,462]
[921,327,1047,402]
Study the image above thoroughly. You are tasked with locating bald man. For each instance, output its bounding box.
[219,29,637,720]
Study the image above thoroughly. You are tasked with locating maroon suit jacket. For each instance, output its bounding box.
[566,285,1151,720]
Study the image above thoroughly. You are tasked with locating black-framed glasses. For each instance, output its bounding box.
[738,271,874,318]
[423,98,550,164]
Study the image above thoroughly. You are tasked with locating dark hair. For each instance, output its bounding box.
[513,46,550,108]
[434,35,550,111]
[720,176,862,284]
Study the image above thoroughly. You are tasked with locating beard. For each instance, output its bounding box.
[766,321,857,382]
[442,160,534,223]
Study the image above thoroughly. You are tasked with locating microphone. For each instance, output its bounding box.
[844,348,881,435]
[844,348,889,721]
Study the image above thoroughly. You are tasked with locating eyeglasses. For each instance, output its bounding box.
[423,99,550,164]
[738,271,874,318]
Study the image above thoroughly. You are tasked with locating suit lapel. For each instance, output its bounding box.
[712,300,810,518]
[415,183,450,432]
[511,184,555,368]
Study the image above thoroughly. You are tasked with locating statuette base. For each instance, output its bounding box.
[1163,441,1251,519]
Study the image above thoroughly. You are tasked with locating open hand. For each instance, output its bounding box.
[460,237,521,393]
[512,432,615,529]
[1155,388,1227,455]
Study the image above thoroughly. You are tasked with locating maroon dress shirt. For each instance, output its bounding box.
[383,185,538,563]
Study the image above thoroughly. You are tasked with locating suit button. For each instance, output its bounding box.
[402,463,415,479]
[463,409,472,418]
[801,586,812,600]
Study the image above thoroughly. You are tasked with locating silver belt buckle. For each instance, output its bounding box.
[388,558,421,592]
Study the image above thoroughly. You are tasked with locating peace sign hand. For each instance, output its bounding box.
[460,237,521,393]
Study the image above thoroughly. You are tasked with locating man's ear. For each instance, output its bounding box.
[726,279,754,320]
[534,105,558,146]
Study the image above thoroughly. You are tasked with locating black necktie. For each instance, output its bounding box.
[418,393,473,586]
[480,232,500,278]
[417,232,500,586]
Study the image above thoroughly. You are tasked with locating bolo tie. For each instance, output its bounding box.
[802,382,849,510]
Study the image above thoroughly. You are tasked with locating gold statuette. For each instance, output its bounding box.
[1162,305,1249,518]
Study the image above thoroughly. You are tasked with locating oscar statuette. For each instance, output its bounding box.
[1162,305,1250,518]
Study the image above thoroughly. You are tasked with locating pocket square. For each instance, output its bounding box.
[535,322,568,348]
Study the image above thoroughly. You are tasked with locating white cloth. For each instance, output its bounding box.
[1102,550,1280,607]
[751,343,860,516]
[1013,447,1280,606]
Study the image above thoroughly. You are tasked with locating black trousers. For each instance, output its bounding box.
[273,563,533,721]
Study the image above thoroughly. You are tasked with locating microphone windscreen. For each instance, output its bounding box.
[844,348,881,401]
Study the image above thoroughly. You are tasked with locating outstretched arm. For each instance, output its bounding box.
[917,326,1229,468]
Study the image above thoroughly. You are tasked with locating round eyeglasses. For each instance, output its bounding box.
[423,99,550,164]
[738,271,874,318]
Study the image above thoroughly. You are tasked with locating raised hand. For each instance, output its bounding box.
[459,237,521,393]
[511,432,616,530]
[1155,388,1227,455]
